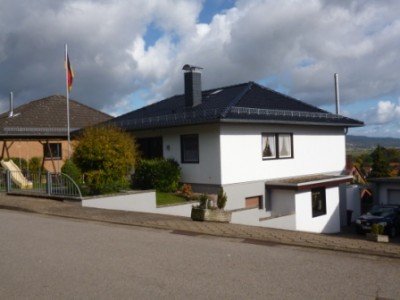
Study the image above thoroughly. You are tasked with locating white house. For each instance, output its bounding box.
[110,65,364,234]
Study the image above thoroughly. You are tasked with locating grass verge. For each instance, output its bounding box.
[156,192,188,206]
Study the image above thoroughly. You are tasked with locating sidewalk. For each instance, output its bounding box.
[1,193,399,259]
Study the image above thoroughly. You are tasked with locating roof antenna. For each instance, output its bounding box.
[8,91,20,118]
[334,73,340,115]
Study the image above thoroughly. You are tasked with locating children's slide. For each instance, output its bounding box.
[1,160,33,189]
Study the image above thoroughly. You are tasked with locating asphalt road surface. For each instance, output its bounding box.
[1,210,400,299]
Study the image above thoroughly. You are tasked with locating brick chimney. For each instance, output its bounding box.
[182,64,203,107]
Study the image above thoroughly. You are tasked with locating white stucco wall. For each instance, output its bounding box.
[133,123,346,189]
[295,187,341,233]
[82,191,196,217]
[134,125,222,185]
[258,214,296,231]
[271,189,295,215]
[219,124,346,185]
[223,181,266,210]
[130,122,347,233]
[231,207,263,226]
[82,191,157,212]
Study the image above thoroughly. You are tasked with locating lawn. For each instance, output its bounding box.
[156,192,188,206]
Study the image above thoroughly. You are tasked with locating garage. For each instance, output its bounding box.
[388,189,400,205]
[369,177,400,205]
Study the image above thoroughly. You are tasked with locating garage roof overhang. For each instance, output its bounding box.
[265,174,353,191]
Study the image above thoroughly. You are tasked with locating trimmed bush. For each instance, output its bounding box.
[61,159,82,186]
[132,158,181,192]
[72,125,138,195]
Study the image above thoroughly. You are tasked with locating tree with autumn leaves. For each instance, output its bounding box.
[369,145,392,178]
[71,125,138,195]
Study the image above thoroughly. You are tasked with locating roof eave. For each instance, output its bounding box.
[265,175,353,191]
[0,134,68,140]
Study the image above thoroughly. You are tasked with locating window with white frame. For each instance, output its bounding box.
[262,133,293,159]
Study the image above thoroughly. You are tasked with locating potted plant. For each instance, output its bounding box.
[367,223,389,243]
[191,188,231,222]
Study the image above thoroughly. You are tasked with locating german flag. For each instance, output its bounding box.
[65,54,74,92]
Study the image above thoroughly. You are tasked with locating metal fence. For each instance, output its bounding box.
[0,170,6,192]
[2,170,82,200]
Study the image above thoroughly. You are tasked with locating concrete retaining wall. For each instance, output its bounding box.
[82,191,196,217]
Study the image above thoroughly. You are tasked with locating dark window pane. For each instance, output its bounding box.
[43,143,62,160]
[181,134,199,163]
[312,188,326,217]
[137,137,163,159]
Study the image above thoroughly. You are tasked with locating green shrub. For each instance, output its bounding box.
[199,193,209,209]
[28,157,44,173]
[132,160,157,190]
[132,158,181,192]
[9,157,28,170]
[371,223,385,235]
[217,187,227,209]
[84,169,128,195]
[61,159,82,186]
[72,125,138,195]
[156,158,181,192]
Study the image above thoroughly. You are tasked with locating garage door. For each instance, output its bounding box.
[388,189,400,205]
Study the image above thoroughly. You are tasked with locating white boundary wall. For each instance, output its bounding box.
[81,190,341,233]
[82,191,196,217]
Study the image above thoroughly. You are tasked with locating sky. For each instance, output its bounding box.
[1,0,400,138]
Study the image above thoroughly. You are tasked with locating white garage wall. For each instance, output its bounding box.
[295,187,341,234]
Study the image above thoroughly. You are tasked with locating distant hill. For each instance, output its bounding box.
[346,135,400,150]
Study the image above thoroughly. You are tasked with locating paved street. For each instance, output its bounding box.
[1,194,400,260]
[1,210,400,299]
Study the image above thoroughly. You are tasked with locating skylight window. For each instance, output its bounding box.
[210,89,223,95]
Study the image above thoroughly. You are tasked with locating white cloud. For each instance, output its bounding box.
[374,101,398,124]
[1,0,400,138]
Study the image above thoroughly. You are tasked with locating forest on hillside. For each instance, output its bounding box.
[346,135,400,151]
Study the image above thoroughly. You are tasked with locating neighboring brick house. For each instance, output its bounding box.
[109,65,364,233]
[0,95,112,172]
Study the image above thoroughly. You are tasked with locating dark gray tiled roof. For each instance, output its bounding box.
[0,95,113,138]
[111,82,363,130]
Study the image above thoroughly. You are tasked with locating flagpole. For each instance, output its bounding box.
[65,43,71,160]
